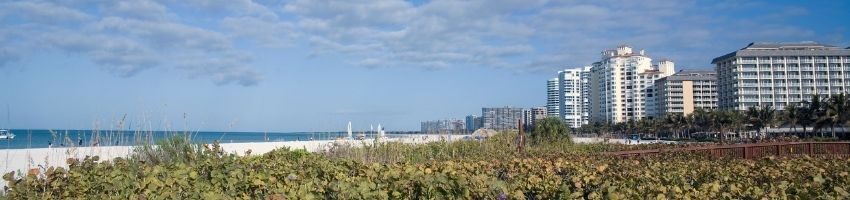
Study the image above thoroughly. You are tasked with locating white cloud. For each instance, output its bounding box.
[101,0,169,20]
[0,1,91,23]
[0,0,839,83]
[221,17,298,48]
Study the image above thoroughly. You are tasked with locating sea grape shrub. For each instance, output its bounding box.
[4,145,850,199]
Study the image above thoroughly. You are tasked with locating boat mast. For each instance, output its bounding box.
[347,121,352,139]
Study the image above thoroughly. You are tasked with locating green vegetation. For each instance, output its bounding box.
[577,93,850,142]
[4,132,850,199]
[530,117,572,144]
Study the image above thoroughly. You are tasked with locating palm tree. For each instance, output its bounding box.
[664,114,686,139]
[692,108,712,134]
[824,93,849,138]
[711,110,733,142]
[727,111,745,140]
[781,103,800,137]
[745,105,775,139]
[684,114,695,139]
[798,95,827,138]
[808,95,829,137]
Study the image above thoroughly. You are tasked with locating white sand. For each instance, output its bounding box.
[0,134,468,188]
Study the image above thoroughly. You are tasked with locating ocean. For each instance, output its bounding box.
[0,129,403,149]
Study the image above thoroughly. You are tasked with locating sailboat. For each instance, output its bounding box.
[347,121,353,140]
[377,124,386,138]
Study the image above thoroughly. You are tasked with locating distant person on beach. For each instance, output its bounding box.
[48,141,52,148]
[78,138,83,146]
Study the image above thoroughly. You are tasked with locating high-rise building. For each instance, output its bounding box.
[522,109,532,129]
[589,45,676,123]
[558,66,592,128]
[713,42,850,111]
[654,70,718,117]
[522,107,547,128]
[546,78,560,117]
[482,107,523,130]
[464,115,483,132]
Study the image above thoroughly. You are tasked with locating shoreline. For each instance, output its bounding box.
[0,134,469,188]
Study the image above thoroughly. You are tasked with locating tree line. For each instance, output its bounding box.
[576,93,850,141]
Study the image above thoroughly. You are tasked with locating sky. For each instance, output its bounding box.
[0,0,848,132]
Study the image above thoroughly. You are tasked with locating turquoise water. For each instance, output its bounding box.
[0,129,400,149]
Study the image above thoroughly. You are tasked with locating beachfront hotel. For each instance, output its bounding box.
[712,42,850,111]
[589,45,676,123]
[557,66,592,128]
[654,70,718,117]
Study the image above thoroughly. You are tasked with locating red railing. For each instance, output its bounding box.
[606,142,850,159]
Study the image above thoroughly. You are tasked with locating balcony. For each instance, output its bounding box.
[775,83,786,87]
[802,67,814,71]
[802,75,814,79]
[760,68,773,71]
[740,60,757,64]
[773,60,785,64]
[776,98,787,102]
[741,83,759,87]
[833,83,844,87]
[816,68,828,71]
[788,67,801,71]
[788,75,801,79]
[816,59,828,63]
[739,75,758,79]
[801,59,813,63]
[742,98,759,102]
[816,75,829,79]
[789,83,801,86]
[741,68,758,72]
[831,75,843,79]
[830,67,842,71]
[760,75,773,79]
[830,59,842,63]
[773,75,786,79]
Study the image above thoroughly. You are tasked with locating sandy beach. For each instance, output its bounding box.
[0,134,468,188]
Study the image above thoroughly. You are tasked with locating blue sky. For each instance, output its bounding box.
[0,0,848,132]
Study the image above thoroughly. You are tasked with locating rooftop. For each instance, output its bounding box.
[742,41,837,50]
[659,70,716,81]
[712,42,850,63]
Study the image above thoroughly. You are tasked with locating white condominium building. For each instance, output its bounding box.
[546,78,559,117]
[557,66,592,128]
[589,45,675,123]
[712,42,850,111]
[654,71,718,117]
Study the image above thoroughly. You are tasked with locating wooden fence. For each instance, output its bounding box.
[606,142,850,159]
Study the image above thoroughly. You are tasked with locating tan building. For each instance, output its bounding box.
[654,71,718,117]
